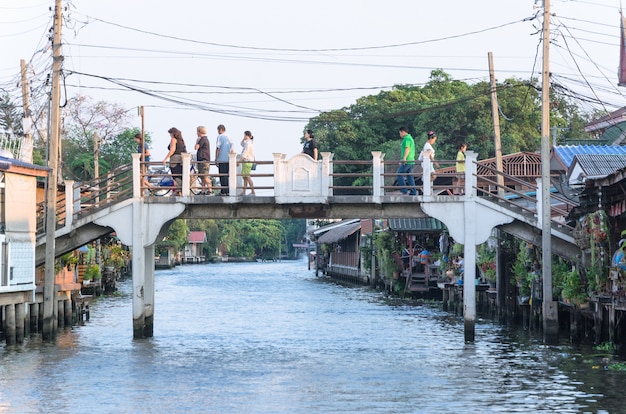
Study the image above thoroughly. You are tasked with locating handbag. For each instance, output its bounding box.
[251,162,257,170]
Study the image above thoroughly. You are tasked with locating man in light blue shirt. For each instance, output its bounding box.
[215,124,233,195]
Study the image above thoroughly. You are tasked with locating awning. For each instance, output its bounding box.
[388,218,445,232]
[317,222,361,244]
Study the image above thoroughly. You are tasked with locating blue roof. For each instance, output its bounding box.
[553,145,626,169]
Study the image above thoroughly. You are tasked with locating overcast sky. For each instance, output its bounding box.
[1,0,624,162]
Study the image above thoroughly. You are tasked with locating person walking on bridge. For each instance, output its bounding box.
[215,124,234,195]
[195,126,213,195]
[302,129,318,161]
[396,126,416,196]
[240,130,256,196]
[162,127,187,196]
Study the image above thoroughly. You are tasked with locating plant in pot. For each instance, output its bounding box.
[83,264,101,283]
[105,244,127,271]
[561,266,587,306]
[477,242,496,285]
[60,251,79,270]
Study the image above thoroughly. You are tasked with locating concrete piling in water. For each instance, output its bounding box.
[64,300,72,327]
[5,304,16,346]
[15,303,25,343]
[58,300,64,328]
[30,303,38,333]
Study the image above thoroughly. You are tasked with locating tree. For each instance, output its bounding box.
[156,219,189,255]
[0,92,23,136]
[61,95,132,180]
[305,70,589,168]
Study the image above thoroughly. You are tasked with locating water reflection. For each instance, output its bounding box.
[0,260,622,413]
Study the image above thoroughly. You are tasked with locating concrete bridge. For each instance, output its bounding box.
[36,151,579,341]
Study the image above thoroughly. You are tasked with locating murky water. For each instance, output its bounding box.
[0,260,621,413]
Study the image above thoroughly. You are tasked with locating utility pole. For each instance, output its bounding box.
[488,52,505,198]
[43,0,63,340]
[139,106,145,162]
[93,132,99,179]
[541,0,559,343]
[19,59,33,163]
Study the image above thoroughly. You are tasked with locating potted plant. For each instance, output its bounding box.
[83,263,101,283]
[60,251,79,270]
[561,267,587,306]
[104,244,127,271]
[477,242,496,286]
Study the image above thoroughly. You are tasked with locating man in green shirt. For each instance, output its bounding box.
[396,126,416,195]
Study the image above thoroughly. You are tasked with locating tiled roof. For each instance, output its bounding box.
[553,145,626,169]
[570,154,626,179]
[388,218,445,232]
[188,231,207,243]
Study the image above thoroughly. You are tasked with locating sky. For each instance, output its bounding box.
[1,0,625,163]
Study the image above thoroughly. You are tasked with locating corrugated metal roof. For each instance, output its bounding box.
[388,218,445,232]
[571,154,626,179]
[312,219,360,236]
[554,145,626,169]
[317,222,361,244]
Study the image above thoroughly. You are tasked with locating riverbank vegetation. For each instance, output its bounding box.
[157,218,306,261]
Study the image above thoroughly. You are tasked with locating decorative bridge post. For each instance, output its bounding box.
[421,151,514,342]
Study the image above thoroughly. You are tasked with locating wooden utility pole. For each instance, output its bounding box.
[541,0,559,343]
[139,106,145,162]
[93,132,99,179]
[43,0,63,340]
[19,59,33,163]
[488,52,505,197]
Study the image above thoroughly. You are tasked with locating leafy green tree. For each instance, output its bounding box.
[305,70,589,170]
[61,95,132,180]
[156,219,189,255]
[0,93,23,136]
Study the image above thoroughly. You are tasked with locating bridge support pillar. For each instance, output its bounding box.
[463,196,477,342]
[422,151,514,342]
[93,171,185,339]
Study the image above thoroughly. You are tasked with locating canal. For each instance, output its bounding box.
[0,259,622,413]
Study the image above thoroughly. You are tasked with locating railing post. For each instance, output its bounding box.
[321,152,333,197]
[536,178,543,227]
[132,153,141,198]
[273,153,284,197]
[106,171,113,200]
[64,180,74,231]
[465,151,478,197]
[423,157,432,196]
[371,151,383,201]
[73,184,80,221]
[228,152,237,197]
[181,153,191,197]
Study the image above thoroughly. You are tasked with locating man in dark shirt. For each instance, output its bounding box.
[195,126,212,194]
[302,129,318,160]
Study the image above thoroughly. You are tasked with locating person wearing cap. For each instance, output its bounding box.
[396,126,417,195]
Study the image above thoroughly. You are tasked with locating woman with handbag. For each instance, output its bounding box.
[162,127,187,196]
[240,130,255,196]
